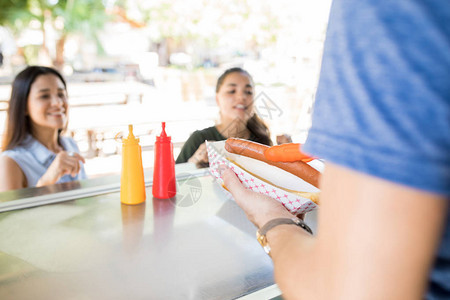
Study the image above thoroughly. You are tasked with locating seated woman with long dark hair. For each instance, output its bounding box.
[0,66,87,191]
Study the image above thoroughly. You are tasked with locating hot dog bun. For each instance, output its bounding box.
[224,138,320,188]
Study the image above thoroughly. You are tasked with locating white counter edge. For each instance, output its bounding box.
[236,284,282,300]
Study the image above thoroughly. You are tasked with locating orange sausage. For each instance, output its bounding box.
[224,138,320,188]
[264,143,314,163]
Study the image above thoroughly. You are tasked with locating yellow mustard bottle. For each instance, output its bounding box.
[120,124,146,205]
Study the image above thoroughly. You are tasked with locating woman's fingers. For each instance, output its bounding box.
[69,152,85,176]
[38,151,84,186]
[188,143,209,165]
[276,134,292,145]
[70,157,80,177]
[198,143,208,162]
[59,151,84,177]
[71,152,86,164]
[61,157,77,177]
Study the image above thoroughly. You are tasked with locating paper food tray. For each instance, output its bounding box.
[207,140,322,214]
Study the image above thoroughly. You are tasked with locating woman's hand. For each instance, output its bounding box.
[220,165,294,228]
[37,151,85,187]
[276,134,292,145]
[188,142,209,166]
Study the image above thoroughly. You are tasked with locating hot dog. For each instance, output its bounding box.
[224,138,320,188]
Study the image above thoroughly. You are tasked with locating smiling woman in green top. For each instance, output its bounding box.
[176,67,272,168]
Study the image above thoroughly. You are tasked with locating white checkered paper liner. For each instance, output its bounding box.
[207,141,318,215]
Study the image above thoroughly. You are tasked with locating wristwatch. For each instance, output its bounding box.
[256,217,313,257]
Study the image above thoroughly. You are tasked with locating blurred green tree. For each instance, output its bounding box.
[124,0,282,66]
[0,0,110,69]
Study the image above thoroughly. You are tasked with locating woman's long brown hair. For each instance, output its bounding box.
[1,66,67,151]
[216,67,272,146]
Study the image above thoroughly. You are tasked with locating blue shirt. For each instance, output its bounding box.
[1,135,87,187]
[304,0,449,298]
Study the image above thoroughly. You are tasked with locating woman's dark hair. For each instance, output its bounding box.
[216,67,254,93]
[2,66,67,150]
[216,67,272,146]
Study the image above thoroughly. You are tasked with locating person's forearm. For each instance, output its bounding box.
[36,171,58,187]
[266,224,321,300]
[187,156,198,164]
[225,162,446,299]
[36,177,52,187]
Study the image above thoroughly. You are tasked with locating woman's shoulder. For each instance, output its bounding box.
[0,154,26,190]
[0,145,35,177]
[182,126,225,150]
[0,149,18,161]
[0,153,23,171]
[195,126,225,140]
[1,144,29,158]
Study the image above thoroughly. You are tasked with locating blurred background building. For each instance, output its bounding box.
[0,0,332,177]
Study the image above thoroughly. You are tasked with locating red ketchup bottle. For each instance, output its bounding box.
[152,122,176,199]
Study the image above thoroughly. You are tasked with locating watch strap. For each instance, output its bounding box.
[259,217,313,236]
[256,217,313,256]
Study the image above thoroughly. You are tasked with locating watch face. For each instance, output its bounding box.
[257,232,271,255]
[263,244,271,255]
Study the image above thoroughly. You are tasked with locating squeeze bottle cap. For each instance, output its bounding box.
[124,124,139,144]
[157,122,171,142]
